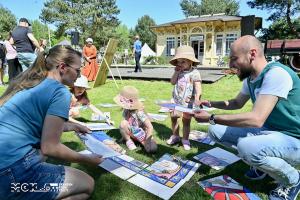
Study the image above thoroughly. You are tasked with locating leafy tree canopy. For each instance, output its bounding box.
[259,18,300,41]
[40,0,120,47]
[0,5,17,40]
[247,0,300,38]
[132,15,156,51]
[180,0,239,17]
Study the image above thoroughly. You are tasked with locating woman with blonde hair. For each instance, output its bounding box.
[0,45,103,200]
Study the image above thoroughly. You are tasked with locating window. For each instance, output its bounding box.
[166,37,175,56]
[216,34,223,56]
[225,33,237,55]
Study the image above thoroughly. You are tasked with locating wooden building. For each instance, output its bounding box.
[151,14,262,66]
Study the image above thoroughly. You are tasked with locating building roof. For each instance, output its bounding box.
[153,15,251,28]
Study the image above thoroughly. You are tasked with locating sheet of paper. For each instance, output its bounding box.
[193,147,240,170]
[85,123,116,131]
[79,134,121,158]
[174,105,194,114]
[159,107,171,113]
[100,155,148,180]
[98,103,118,108]
[148,113,168,121]
[199,175,261,200]
[78,150,147,180]
[128,154,200,200]
[189,130,215,145]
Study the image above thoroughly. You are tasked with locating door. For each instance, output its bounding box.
[190,35,204,64]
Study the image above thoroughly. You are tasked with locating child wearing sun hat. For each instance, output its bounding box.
[167,45,202,151]
[69,75,113,125]
[114,86,157,153]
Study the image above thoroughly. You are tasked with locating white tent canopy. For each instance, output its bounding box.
[141,43,156,62]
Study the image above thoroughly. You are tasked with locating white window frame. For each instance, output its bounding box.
[166,37,175,56]
[225,33,238,55]
[215,34,223,56]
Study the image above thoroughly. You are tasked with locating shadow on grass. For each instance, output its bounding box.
[135,143,179,159]
[73,117,92,123]
[152,121,172,141]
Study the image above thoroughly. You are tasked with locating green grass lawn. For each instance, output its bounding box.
[0,76,279,200]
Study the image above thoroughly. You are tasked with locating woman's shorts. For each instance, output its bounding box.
[0,148,65,200]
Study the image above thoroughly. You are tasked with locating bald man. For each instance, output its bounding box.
[194,35,300,200]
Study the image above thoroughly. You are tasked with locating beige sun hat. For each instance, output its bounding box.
[86,38,93,43]
[113,86,143,110]
[74,75,90,89]
[169,45,200,66]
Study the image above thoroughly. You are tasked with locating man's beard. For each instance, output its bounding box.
[238,66,253,81]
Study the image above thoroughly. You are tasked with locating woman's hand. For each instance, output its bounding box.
[64,121,91,134]
[82,153,104,166]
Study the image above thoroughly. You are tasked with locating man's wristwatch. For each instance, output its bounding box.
[209,114,216,125]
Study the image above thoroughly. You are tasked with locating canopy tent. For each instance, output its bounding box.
[57,40,72,46]
[140,43,156,63]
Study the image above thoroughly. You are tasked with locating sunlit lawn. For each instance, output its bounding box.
[0,75,278,200]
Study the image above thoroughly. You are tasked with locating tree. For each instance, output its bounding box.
[31,20,49,41]
[247,0,300,38]
[40,0,120,47]
[115,24,130,52]
[0,6,17,39]
[132,15,156,51]
[259,18,300,41]
[180,0,239,17]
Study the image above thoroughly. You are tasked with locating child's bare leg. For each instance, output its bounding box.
[171,116,180,136]
[119,120,136,150]
[119,120,131,141]
[182,113,192,140]
[0,68,3,84]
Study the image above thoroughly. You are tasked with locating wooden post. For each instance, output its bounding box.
[93,39,119,88]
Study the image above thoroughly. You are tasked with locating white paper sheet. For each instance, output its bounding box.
[128,154,200,200]
[98,103,118,108]
[85,123,116,130]
[79,134,121,158]
[189,130,215,145]
[100,155,148,180]
[148,113,168,121]
[193,147,240,170]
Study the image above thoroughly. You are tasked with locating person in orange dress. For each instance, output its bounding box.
[82,38,98,81]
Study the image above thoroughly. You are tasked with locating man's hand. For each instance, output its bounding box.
[200,100,211,108]
[193,110,210,122]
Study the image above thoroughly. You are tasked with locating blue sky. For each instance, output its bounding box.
[0,0,271,29]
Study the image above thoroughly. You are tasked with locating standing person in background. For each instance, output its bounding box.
[82,38,98,81]
[133,35,142,72]
[4,32,22,81]
[10,18,43,71]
